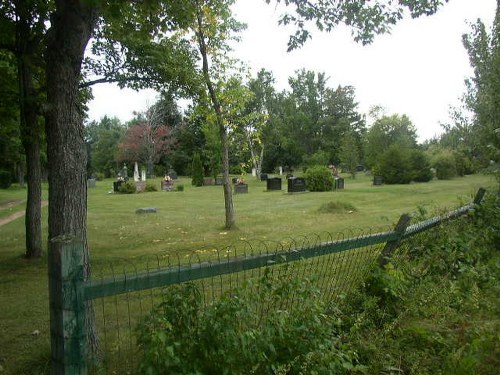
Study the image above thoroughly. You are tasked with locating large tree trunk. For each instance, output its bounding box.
[45,0,99,356]
[17,12,43,258]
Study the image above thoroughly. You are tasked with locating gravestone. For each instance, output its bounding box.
[87,178,96,188]
[203,177,215,186]
[234,184,248,194]
[335,177,344,190]
[287,177,306,193]
[113,180,124,192]
[122,164,128,180]
[135,207,157,214]
[135,181,145,192]
[134,162,140,182]
[215,176,224,185]
[373,176,383,186]
[260,173,268,181]
[267,177,282,191]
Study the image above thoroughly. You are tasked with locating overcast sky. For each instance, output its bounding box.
[87,0,496,142]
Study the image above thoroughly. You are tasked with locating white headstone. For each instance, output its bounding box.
[134,162,140,182]
[141,169,146,181]
[252,168,256,177]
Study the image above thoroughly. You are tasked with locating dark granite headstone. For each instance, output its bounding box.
[335,177,344,190]
[287,177,306,193]
[267,177,282,191]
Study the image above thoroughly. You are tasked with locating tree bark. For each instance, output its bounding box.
[16,10,43,258]
[45,0,99,356]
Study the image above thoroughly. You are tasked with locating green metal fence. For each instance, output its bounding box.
[48,188,486,374]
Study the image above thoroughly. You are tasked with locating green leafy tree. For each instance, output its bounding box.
[376,144,413,184]
[191,0,245,229]
[320,85,366,164]
[85,116,125,178]
[288,69,328,156]
[339,130,360,178]
[270,0,449,50]
[243,69,276,176]
[462,6,500,165]
[0,51,23,183]
[410,149,433,182]
[191,152,204,186]
[432,149,457,180]
[365,114,418,169]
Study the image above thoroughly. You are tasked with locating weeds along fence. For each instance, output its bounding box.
[48,188,486,374]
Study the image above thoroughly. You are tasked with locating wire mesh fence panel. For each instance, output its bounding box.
[86,226,396,374]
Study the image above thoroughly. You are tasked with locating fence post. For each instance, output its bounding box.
[473,187,486,204]
[378,214,411,268]
[48,235,87,374]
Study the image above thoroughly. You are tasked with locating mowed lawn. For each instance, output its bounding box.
[0,173,495,374]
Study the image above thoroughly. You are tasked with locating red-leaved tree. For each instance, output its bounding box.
[117,122,175,171]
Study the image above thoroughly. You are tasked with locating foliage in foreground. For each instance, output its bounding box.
[136,191,499,374]
[137,267,363,375]
[339,191,499,374]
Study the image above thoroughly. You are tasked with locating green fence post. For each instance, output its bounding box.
[378,214,411,268]
[473,187,486,204]
[48,235,87,375]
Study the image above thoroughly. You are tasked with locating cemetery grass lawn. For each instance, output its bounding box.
[0,173,496,374]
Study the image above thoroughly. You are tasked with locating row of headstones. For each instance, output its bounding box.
[91,174,380,192]
[233,175,345,194]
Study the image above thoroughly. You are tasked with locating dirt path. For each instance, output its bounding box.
[0,201,48,227]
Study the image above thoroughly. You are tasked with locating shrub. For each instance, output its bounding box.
[94,172,105,181]
[136,267,361,374]
[304,165,334,191]
[376,145,413,184]
[145,183,157,192]
[119,181,136,194]
[433,150,457,179]
[176,184,184,192]
[410,149,433,182]
[0,170,12,189]
[191,152,204,187]
[453,151,473,176]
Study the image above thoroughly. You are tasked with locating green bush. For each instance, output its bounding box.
[376,145,413,184]
[433,150,457,179]
[304,165,334,191]
[119,181,136,194]
[453,151,473,176]
[191,152,204,187]
[175,184,184,192]
[94,172,105,181]
[137,267,361,375]
[145,183,157,192]
[410,149,434,182]
[0,170,12,189]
